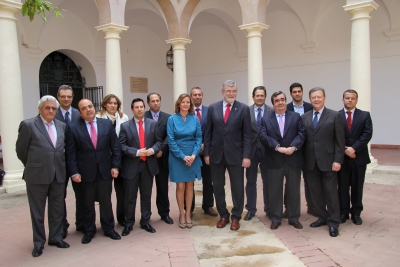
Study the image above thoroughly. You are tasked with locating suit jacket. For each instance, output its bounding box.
[119,118,162,178]
[16,115,66,184]
[249,104,274,158]
[301,107,345,172]
[204,100,252,165]
[55,107,81,124]
[260,111,305,168]
[65,117,121,182]
[200,105,208,141]
[96,112,129,137]
[144,110,170,167]
[287,101,313,113]
[339,108,373,165]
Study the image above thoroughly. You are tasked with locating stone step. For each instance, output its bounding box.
[372,165,400,175]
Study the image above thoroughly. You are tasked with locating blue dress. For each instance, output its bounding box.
[167,113,202,182]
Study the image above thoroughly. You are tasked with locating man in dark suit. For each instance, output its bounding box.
[301,87,345,237]
[244,86,273,221]
[16,95,70,257]
[338,90,373,225]
[145,93,174,224]
[260,91,305,230]
[190,87,218,217]
[285,82,315,218]
[204,80,252,231]
[65,99,121,244]
[119,98,162,235]
[54,85,81,239]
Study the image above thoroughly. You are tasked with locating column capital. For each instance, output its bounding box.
[0,0,22,21]
[344,1,378,20]
[166,38,192,50]
[96,23,129,34]
[239,23,269,38]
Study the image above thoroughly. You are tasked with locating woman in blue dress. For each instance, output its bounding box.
[167,94,202,229]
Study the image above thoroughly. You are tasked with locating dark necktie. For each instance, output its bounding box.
[346,111,352,131]
[139,120,146,161]
[196,108,202,124]
[64,111,70,125]
[224,104,231,123]
[256,108,262,130]
[313,112,319,129]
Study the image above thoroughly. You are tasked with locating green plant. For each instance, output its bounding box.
[21,0,65,22]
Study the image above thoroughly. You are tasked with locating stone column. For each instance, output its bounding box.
[96,23,128,99]
[239,23,269,105]
[0,0,26,192]
[166,38,192,102]
[344,1,378,171]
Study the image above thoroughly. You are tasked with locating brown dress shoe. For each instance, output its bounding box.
[204,207,218,217]
[289,221,303,229]
[216,217,229,228]
[270,221,281,230]
[230,219,240,231]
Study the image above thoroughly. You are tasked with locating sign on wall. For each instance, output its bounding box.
[130,77,148,93]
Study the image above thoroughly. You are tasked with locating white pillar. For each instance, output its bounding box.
[344,1,379,171]
[0,0,26,192]
[239,23,269,105]
[166,38,191,102]
[96,23,128,100]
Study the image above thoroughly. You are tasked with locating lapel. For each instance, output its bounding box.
[129,119,140,146]
[304,111,313,131]
[226,101,239,124]
[202,106,208,126]
[350,108,361,136]
[283,111,291,137]
[339,109,349,135]
[54,120,63,149]
[250,104,256,128]
[315,108,329,133]
[216,101,224,123]
[78,119,94,148]
[269,112,281,137]
[34,115,54,147]
[144,118,151,146]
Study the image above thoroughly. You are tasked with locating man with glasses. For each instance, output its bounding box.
[204,80,252,231]
[55,85,81,239]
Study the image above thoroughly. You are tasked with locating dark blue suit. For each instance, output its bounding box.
[337,108,373,217]
[260,111,305,223]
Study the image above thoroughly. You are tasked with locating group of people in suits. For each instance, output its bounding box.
[16,80,373,257]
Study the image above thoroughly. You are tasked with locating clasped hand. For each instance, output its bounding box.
[277,146,295,156]
[184,155,196,166]
[138,148,154,157]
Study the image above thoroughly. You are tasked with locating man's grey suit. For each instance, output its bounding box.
[245,104,273,215]
[301,108,345,227]
[16,115,66,248]
[119,118,162,226]
[204,100,252,220]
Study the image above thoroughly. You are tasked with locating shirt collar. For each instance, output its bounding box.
[275,112,285,118]
[313,107,324,115]
[344,108,355,113]
[195,105,202,111]
[134,117,144,123]
[293,101,304,108]
[85,118,97,124]
[254,105,264,112]
[150,110,160,117]
[40,115,53,125]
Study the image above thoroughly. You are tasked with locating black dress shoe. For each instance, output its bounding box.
[121,226,133,236]
[204,207,218,217]
[340,214,349,224]
[32,247,43,257]
[310,220,327,228]
[62,230,68,240]
[289,221,303,229]
[329,227,339,237]
[352,216,363,225]
[48,240,70,248]
[244,211,255,221]
[82,235,93,244]
[282,210,288,219]
[141,223,156,233]
[161,215,174,224]
[270,221,281,230]
[105,229,121,240]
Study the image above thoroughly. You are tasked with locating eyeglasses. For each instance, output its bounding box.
[223,90,237,94]
[44,106,58,111]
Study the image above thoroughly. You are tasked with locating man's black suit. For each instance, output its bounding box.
[301,108,345,228]
[144,110,171,217]
[65,117,121,236]
[55,107,82,232]
[204,100,252,220]
[260,111,305,223]
[337,108,373,217]
[119,118,162,227]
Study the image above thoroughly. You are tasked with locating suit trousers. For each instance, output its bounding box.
[211,155,244,220]
[114,175,125,225]
[337,157,367,217]
[71,179,84,229]
[155,157,170,217]
[26,179,65,248]
[123,161,154,227]
[81,172,115,236]
[245,149,269,214]
[305,164,340,228]
[62,178,70,231]
[284,170,314,210]
[267,163,301,223]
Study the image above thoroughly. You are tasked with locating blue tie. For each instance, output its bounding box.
[64,111,70,125]
[256,108,262,130]
[313,112,319,129]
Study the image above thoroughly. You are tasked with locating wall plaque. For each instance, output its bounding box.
[130,77,148,93]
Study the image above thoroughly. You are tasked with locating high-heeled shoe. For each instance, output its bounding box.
[186,221,193,229]
[179,221,187,229]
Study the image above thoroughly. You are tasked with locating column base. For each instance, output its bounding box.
[2,169,25,193]
[366,158,378,174]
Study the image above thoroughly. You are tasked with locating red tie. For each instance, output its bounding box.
[224,104,231,123]
[89,121,97,148]
[196,108,202,124]
[139,120,146,161]
[346,111,352,131]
